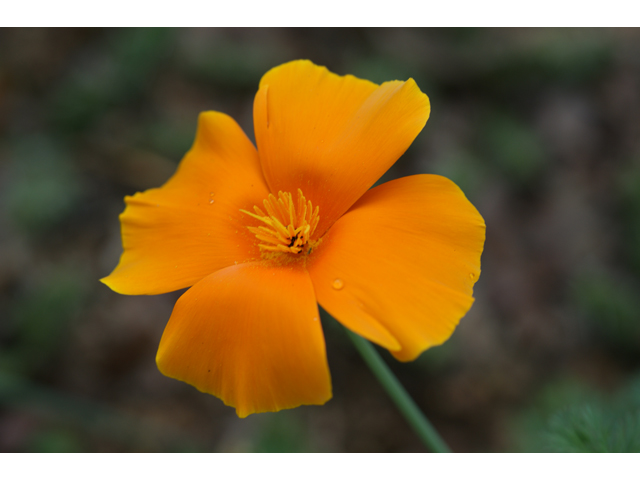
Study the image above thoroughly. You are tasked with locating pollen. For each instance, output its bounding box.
[241,189,320,256]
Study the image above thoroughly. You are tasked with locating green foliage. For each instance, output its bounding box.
[254,411,310,453]
[110,28,175,94]
[571,269,640,351]
[141,119,197,162]
[478,32,612,91]
[481,111,547,186]
[182,39,288,90]
[616,159,640,276]
[618,159,640,211]
[514,376,640,452]
[27,428,85,453]
[517,34,612,85]
[1,264,88,375]
[49,28,175,131]
[0,371,203,452]
[430,147,487,203]
[546,403,640,453]
[4,136,83,235]
[350,56,416,86]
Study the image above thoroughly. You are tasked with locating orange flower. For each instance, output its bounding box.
[102,60,485,418]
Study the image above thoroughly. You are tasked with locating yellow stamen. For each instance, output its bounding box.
[241,189,320,257]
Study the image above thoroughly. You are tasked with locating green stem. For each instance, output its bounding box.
[345,328,451,453]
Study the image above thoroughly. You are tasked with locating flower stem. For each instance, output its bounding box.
[345,328,451,453]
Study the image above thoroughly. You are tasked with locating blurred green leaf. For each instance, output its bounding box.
[1,264,88,375]
[546,403,640,453]
[5,135,83,235]
[49,28,174,131]
[520,34,612,84]
[182,40,287,90]
[110,28,175,95]
[481,111,547,186]
[27,428,84,453]
[0,371,202,452]
[616,159,640,275]
[513,376,640,452]
[571,269,640,351]
[477,32,613,91]
[350,56,415,85]
[254,411,310,453]
[142,119,197,161]
[430,147,487,202]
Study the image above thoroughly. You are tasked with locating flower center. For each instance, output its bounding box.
[241,189,320,256]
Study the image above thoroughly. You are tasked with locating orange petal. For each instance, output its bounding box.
[156,262,331,417]
[308,175,486,361]
[254,60,430,237]
[101,112,270,295]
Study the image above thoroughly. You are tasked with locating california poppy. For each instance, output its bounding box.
[102,60,485,418]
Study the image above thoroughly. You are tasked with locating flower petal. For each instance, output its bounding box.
[101,112,270,295]
[308,175,486,361]
[254,60,430,237]
[156,261,331,417]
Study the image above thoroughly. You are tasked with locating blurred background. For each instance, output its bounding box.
[1,28,640,452]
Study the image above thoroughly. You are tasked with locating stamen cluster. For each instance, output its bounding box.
[242,189,320,255]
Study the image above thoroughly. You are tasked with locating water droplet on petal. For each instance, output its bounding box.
[332,278,344,290]
[209,199,215,204]
[469,273,475,280]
